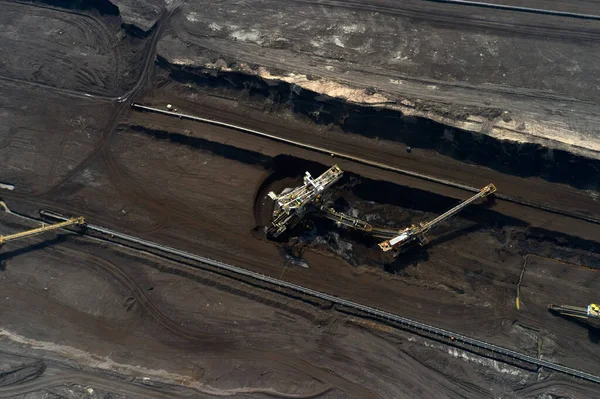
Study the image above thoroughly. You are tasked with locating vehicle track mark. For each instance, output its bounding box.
[39,210,600,385]
[39,7,177,200]
[293,0,600,42]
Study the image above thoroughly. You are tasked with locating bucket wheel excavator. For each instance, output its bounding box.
[266,165,343,237]
[265,165,497,255]
[378,184,497,254]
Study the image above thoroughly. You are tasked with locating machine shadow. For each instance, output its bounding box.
[0,233,85,267]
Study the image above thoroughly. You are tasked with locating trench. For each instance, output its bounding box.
[250,154,600,273]
[23,0,119,15]
[126,122,600,274]
[158,58,600,191]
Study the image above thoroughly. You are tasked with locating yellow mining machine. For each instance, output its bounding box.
[316,206,399,240]
[265,165,497,256]
[548,303,600,320]
[378,184,497,254]
[0,217,86,247]
[267,165,343,237]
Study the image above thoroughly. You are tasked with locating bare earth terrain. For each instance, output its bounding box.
[0,0,599,397]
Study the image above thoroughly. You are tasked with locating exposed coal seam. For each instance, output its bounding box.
[159,60,600,192]
[131,102,600,226]
[123,124,272,168]
[121,124,600,266]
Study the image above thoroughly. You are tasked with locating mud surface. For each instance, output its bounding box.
[1,0,600,397]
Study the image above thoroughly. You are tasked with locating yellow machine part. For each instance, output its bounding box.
[0,217,86,246]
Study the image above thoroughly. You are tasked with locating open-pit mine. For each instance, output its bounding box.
[0,0,599,397]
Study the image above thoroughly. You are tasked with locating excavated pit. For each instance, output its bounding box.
[158,59,600,191]
[122,121,600,273]
[243,153,600,273]
[5,0,600,394]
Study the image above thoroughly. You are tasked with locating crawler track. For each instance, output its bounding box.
[130,103,600,226]
[37,209,600,385]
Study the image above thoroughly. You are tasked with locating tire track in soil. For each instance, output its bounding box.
[5,239,376,397]
[103,150,227,235]
[0,127,19,151]
[45,123,72,192]
[55,245,231,345]
[0,281,135,342]
[56,233,379,398]
[515,378,600,398]
[0,367,335,399]
[38,6,177,201]
[0,284,136,341]
[171,23,594,108]
[294,0,600,42]
[0,0,122,96]
[0,372,180,399]
[0,233,347,397]
[11,231,367,395]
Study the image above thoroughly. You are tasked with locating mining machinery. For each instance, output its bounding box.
[0,217,86,247]
[379,184,497,253]
[548,303,600,320]
[265,165,497,254]
[316,206,399,240]
[267,165,343,237]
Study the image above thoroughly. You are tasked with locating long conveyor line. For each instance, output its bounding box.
[28,209,600,385]
[316,206,399,239]
[130,104,600,226]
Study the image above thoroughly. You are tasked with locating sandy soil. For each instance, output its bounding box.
[154,0,600,158]
[1,0,599,397]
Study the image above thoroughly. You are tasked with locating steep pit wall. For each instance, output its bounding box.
[25,0,160,36]
[156,59,600,191]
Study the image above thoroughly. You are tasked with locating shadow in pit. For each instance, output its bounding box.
[252,157,525,272]
[351,178,526,230]
[552,314,600,344]
[384,249,430,275]
[519,227,600,270]
[33,0,119,15]
[383,224,482,274]
[125,125,273,168]
[162,61,600,190]
[0,236,69,266]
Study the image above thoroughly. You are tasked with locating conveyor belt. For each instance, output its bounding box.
[316,207,398,239]
[34,209,600,385]
[130,103,600,226]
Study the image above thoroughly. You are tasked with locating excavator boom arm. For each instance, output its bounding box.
[0,217,86,245]
[420,184,496,232]
[379,184,496,252]
[549,303,600,319]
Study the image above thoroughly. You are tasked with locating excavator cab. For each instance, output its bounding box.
[481,183,497,197]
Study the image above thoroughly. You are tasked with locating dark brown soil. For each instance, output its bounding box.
[1,0,600,397]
